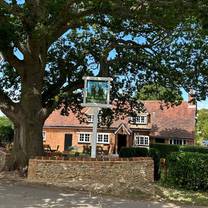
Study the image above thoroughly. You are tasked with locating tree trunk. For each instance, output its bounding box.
[11,61,46,168]
[12,118,44,168]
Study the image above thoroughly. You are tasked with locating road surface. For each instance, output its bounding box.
[0,178,205,208]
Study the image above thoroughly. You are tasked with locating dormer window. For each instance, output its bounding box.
[87,114,102,123]
[87,115,94,123]
[130,115,147,124]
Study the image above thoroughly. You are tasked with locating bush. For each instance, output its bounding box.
[167,152,208,191]
[180,145,208,154]
[0,125,14,145]
[150,143,180,158]
[119,147,149,157]
[119,147,160,181]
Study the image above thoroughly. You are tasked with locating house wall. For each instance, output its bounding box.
[151,137,195,145]
[44,127,155,153]
[44,127,116,152]
[28,157,154,194]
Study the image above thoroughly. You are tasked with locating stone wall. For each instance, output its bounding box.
[0,149,13,171]
[28,157,154,194]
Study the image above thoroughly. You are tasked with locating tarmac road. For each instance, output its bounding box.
[0,179,206,208]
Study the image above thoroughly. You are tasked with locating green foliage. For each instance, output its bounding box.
[150,143,180,159]
[196,109,208,145]
[119,147,149,157]
[119,147,160,181]
[180,145,208,154]
[0,116,12,126]
[137,84,183,105]
[0,116,13,144]
[167,152,208,191]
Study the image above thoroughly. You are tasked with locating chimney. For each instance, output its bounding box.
[188,89,196,105]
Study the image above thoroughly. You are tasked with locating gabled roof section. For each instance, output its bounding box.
[114,123,132,135]
[143,101,196,139]
[44,100,196,139]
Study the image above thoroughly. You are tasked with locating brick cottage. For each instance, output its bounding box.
[43,100,196,154]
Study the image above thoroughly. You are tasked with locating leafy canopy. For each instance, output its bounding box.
[0,0,208,118]
[196,109,208,145]
[137,84,183,104]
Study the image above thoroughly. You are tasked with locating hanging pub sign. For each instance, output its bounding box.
[82,76,113,108]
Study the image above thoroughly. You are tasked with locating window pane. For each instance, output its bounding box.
[104,135,109,143]
[80,134,84,141]
[85,134,90,142]
[145,137,149,145]
[140,137,144,144]
[98,134,103,142]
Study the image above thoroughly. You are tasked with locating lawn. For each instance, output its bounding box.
[154,184,208,207]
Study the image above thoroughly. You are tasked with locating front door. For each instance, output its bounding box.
[117,134,127,153]
[64,134,72,151]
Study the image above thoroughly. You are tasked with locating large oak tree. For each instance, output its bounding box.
[0,0,206,166]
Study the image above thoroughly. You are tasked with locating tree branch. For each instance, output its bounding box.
[0,0,22,17]
[0,89,21,123]
[2,47,24,75]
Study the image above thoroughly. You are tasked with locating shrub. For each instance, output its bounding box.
[119,147,149,157]
[0,125,14,145]
[167,152,208,191]
[150,143,180,158]
[180,145,208,154]
[119,147,160,181]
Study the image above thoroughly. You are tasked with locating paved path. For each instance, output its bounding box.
[0,179,205,208]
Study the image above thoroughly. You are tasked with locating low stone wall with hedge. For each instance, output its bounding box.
[28,157,154,194]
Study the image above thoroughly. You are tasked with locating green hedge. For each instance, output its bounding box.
[119,147,160,180]
[167,152,208,191]
[180,146,208,154]
[119,147,149,157]
[150,143,180,158]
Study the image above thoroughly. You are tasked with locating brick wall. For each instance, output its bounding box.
[28,157,154,194]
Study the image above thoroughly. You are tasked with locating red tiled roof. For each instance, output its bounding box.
[143,101,196,139]
[44,101,196,139]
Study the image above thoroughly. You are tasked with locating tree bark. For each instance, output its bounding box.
[12,119,44,168]
[11,61,46,168]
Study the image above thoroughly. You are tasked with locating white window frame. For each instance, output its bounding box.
[134,134,149,146]
[97,133,110,144]
[87,115,94,123]
[78,133,91,143]
[42,131,46,141]
[170,139,186,145]
[130,115,147,124]
[78,132,110,144]
[87,114,103,123]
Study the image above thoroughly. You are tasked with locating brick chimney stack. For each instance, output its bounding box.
[188,89,196,105]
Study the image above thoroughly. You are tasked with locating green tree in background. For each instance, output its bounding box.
[0,116,14,145]
[196,109,208,145]
[137,84,183,104]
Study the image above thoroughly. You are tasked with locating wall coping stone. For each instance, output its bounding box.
[32,156,153,162]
